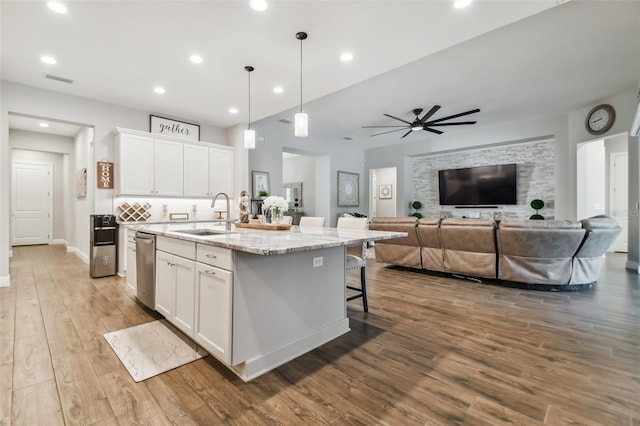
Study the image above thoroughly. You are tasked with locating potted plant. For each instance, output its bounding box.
[409,200,423,219]
[249,212,260,223]
[529,199,545,220]
[259,190,268,198]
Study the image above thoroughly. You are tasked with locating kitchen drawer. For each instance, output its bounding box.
[197,244,232,270]
[158,236,196,259]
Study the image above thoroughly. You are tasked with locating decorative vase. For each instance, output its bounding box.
[272,208,283,224]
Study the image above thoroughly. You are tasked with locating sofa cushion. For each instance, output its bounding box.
[500,220,582,229]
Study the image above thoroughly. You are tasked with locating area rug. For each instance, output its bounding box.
[104,320,206,382]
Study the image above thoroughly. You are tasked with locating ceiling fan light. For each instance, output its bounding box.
[244,129,256,149]
[295,112,308,137]
[410,124,423,131]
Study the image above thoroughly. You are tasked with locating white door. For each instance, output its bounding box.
[609,152,628,252]
[11,162,52,246]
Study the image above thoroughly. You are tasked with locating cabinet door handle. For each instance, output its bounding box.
[205,254,217,259]
[204,270,216,275]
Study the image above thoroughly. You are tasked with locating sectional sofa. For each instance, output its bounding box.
[369,215,621,289]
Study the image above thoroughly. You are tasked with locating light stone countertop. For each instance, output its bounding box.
[130,221,407,256]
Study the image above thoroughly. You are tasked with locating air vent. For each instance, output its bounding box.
[45,74,74,84]
[278,118,292,124]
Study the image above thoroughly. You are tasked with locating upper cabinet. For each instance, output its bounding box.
[154,138,184,196]
[115,132,154,195]
[115,128,234,197]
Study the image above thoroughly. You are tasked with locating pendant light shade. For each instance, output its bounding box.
[294,112,308,137]
[244,65,255,149]
[295,32,308,138]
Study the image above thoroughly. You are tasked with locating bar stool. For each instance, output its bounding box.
[299,216,326,227]
[337,217,369,312]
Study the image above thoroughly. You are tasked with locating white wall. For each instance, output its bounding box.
[0,81,228,284]
[576,140,605,220]
[72,127,92,261]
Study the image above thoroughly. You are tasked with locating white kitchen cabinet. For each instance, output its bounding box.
[126,229,137,292]
[183,144,210,197]
[194,262,232,363]
[209,147,234,197]
[116,132,154,195]
[154,138,184,196]
[155,250,175,319]
[115,128,233,198]
[155,250,196,337]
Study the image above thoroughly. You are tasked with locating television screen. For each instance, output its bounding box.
[438,164,517,206]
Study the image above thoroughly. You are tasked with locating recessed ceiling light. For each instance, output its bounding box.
[39,122,49,128]
[153,87,166,95]
[453,0,473,8]
[273,86,284,94]
[189,54,203,64]
[340,52,354,62]
[47,2,67,14]
[249,0,268,11]
[229,107,239,114]
[40,55,57,65]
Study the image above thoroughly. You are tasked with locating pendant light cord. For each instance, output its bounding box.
[299,38,303,113]
[248,70,251,130]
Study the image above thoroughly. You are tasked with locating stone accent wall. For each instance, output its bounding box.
[412,139,555,220]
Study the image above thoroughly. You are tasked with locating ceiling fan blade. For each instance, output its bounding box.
[400,130,413,139]
[362,125,409,128]
[383,113,412,125]
[428,121,477,126]
[426,108,480,124]
[419,105,441,124]
[423,127,444,134]
[370,128,409,137]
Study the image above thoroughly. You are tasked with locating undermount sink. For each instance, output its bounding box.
[172,228,232,236]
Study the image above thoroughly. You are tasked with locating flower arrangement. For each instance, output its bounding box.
[262,195,289,217]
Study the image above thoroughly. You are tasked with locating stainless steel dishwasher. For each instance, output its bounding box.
[135,231,156,309]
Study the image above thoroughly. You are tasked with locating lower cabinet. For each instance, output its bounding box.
[126,230,137,292]
[194,262,233,364]
[155,250,196,337]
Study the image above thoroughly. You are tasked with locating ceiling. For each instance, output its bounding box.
[2,1,639,147]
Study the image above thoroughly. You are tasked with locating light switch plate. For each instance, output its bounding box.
[313,257,323,267]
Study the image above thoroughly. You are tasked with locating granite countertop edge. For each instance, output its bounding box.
[129,222,407,256]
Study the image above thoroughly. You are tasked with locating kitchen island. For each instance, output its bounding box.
[133,221,406,381]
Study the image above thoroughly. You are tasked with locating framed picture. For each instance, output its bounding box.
[337,171,359,207]
[379,184,392,199]
[150,115,200,141]
[252,171,270,198]
[75,168,87,198]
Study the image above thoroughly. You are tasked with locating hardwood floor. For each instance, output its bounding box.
[1,245,639,425]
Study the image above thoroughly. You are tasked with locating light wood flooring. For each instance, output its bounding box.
[1,244,639,425]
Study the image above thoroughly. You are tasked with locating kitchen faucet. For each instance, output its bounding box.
[211,192,232,231]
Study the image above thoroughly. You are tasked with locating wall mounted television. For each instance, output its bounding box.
[438,164,517,206]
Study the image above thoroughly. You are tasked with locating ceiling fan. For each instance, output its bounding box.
[362,105,480,138]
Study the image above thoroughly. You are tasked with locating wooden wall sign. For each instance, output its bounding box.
[97,161,114,189]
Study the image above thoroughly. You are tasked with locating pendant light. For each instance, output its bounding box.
[243,65,256,149]
[295,32,308,137]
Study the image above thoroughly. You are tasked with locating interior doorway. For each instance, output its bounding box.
[369,167,397,219]
[576,133,628,254]
[11,161,52,246]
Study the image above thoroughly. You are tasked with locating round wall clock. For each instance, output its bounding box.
[585,104,615,135]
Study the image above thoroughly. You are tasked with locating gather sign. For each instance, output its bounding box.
[150,115,200,141]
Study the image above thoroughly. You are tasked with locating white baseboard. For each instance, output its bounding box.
[50,239,68,245]
[625,260,640,273]
[0,275,10,288]
[67,246,89,264]
[8,250,13,258]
